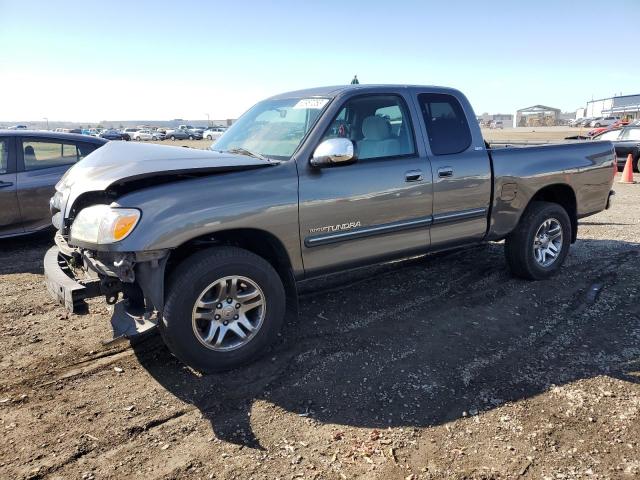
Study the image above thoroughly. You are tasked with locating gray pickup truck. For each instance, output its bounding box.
[44,85,616,372]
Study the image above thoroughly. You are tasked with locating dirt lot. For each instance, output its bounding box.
[1,134,639,479]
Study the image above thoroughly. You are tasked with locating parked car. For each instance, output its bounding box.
[152,130,166,140]
[577,117,594,127]
[7,125,28,130]
[100,129,127,141]
[0,130,106,238]
[122,128,139,141]
[203,127,225,140]
[568,118,584,127]
[132,129,154,141]
[489,120,503,129]
[589,116,620,128]
[165,129,200,140]
[588,119,629,137]
[592,126,640,172]
[44,84,616,373]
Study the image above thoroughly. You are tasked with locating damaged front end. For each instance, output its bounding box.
[45,232,169,342]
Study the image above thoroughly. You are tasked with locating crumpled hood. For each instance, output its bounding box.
[54,141,275,218]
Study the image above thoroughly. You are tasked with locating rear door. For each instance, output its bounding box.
[0,136,23,237]
[16,138,98,232]
[414,92,492,248]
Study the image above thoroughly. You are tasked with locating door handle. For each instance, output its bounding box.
[438,167,454,178]
[0,181,13,188]
[405,169,423,182]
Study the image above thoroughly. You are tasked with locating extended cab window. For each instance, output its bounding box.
[418,93,471,155]
[22,140,80,170]
[321,95,415,160]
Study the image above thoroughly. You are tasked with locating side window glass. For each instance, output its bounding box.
[77,143,97,160]
[0,140,8,174]
[22,140,77,171]
[598,130,621,141]
[321,95,415,160]
[620,128,640,141]
[418,93,472,155]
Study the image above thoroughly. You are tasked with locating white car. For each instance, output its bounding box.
[132,129,154,141]
[489,120,503,129]
[589,116,620,128]
[203,127,226,140]
[568,118,583,127]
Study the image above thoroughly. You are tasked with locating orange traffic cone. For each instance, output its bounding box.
[619,154,635,184]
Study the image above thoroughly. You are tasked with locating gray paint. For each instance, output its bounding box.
[52,85,615,283]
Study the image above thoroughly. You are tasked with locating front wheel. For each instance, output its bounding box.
[504,201,571,280]
[161,247,286,373]
[170,135,176,141]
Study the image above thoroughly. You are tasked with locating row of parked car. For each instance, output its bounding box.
[31,125,227,142]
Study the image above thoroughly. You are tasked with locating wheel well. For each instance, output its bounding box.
[166,229,298,313]
[528,184,578,242]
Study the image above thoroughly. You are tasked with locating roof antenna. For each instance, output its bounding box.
[350,75,359,85]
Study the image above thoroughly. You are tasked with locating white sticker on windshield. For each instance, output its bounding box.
[293,98,329,110]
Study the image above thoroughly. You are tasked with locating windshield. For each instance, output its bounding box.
[211,97,330,160]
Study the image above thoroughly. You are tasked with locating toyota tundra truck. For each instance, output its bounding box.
[44,85,616,372]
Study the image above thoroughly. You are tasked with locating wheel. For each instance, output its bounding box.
[595,123,601,127]
[504,201,571,280]
[161,246,286,373]
[170,135,176,141]
[206,135,212,140]
[189,135,194,140]
[634,156,639,173]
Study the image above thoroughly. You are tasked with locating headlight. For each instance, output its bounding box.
[70,205,141,244]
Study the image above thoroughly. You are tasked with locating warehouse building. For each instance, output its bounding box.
[514,105,561,127]
[585,94,640,120]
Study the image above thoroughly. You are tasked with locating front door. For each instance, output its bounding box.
[0,137,22,237]
[16,138,85,232]
[414,92,492,248]
[298,93,433,276]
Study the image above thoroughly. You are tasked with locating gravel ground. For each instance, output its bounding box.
[0,169,638,479]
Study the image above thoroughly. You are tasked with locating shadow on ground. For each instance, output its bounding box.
[0,229,54,275]
[131,238,639,449]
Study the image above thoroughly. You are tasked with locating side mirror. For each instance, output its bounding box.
[310,138,355,167]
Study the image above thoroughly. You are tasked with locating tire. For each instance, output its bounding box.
[206,135,212,140]
[189,135,194,140]
[504,201,571,280]
[595,123,601,127]
[161,246,286,373]
[170,135,176,141]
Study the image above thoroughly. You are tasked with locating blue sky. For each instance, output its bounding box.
[1,0,638,121]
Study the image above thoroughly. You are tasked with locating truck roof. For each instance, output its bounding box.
[268,84,462,100]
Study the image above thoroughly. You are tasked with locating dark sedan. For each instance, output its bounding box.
[593,126,640,171]
[100,129,128,141]
[165,129,202,140]
[0,131,107,238]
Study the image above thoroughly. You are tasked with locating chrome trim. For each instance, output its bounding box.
[432,207,487,225]
[305,216,433,248]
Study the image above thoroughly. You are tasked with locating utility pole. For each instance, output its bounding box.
[205,113,210,127]
[43,117,49,130]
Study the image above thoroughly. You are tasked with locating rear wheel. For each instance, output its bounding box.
[504,201,571,280]
[189,135,194,140]
[161,247,286,373]
[170,135,176,141]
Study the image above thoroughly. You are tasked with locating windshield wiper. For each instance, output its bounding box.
[224,148,271,162]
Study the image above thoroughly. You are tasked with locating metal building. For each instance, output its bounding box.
[585,94,640,120]
[514,105,561,127]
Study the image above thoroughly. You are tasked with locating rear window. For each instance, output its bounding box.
[418,93,471,155]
